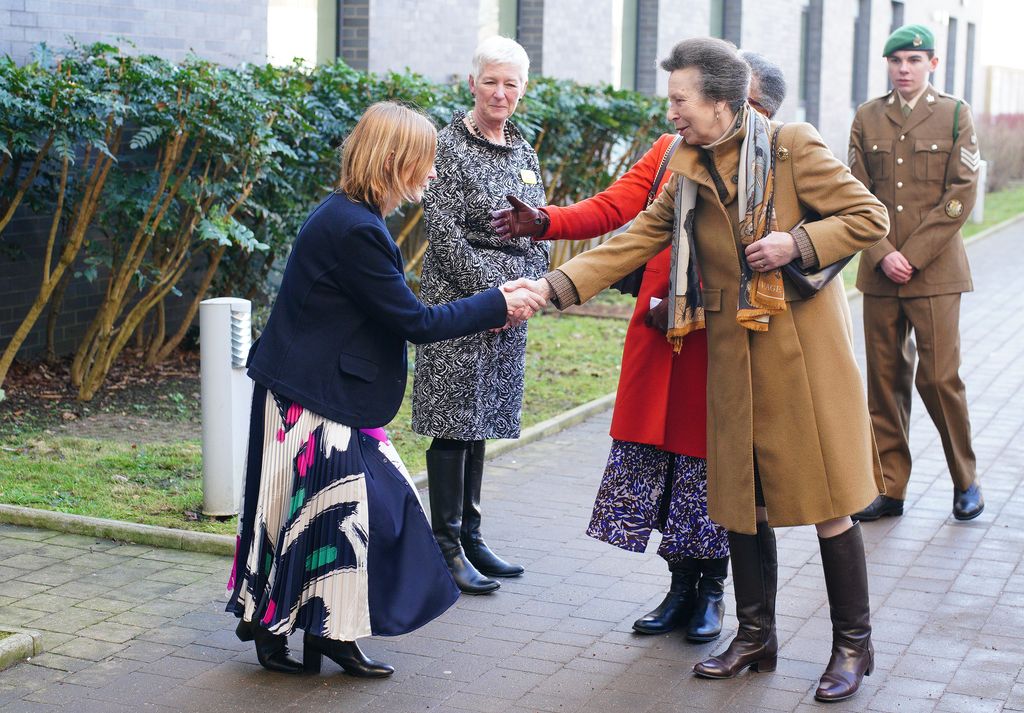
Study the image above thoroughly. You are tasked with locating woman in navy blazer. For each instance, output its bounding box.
[226,103,545,678]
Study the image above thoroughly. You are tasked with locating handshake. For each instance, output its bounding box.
[497,278,552,330]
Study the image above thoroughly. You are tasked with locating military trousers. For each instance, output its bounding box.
[863,293,977,499]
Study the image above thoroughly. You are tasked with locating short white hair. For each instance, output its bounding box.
[472,36,530,84]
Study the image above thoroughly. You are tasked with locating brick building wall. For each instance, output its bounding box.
[0,0,267,66]
[542,0,616,87]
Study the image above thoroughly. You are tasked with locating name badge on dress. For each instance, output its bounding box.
[520,169,537,184]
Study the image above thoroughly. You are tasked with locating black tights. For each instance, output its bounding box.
[430,437,484,452]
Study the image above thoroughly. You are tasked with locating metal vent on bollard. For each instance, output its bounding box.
[200,298,254,517]
[230,309,252,368]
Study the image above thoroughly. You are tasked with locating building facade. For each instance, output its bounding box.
[287,0,986,155]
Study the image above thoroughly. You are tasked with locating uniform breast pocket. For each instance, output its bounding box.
[914,139,952,181]
[864,140,893,181]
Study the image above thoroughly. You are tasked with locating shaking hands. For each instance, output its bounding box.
[497,278,553,330]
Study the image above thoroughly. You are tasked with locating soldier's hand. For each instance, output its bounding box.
[880,251,915,284]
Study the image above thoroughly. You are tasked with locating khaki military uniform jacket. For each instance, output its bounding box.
[850,86,979,296]
[554,121,888,533]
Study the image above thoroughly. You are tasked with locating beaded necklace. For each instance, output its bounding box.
[466,111,513,146]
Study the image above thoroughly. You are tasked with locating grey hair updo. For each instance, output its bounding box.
[660,37,750,113]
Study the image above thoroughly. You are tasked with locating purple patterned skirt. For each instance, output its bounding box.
[587,440,729,562]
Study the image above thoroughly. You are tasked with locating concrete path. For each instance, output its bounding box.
[1,220,1023,712]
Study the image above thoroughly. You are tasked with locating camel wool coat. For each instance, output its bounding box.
[554,120,889,533]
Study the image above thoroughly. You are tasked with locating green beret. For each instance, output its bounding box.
[883,24,934,56]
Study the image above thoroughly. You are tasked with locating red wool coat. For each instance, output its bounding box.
[543,134,707,458]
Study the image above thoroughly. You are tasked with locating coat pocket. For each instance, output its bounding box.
[339,352,378,383]
[864,139,893,181]
[914,138,953,181]
[702,288,722,312]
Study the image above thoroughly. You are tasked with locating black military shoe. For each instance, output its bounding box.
[851,495,904,522]
[953,483,984,521]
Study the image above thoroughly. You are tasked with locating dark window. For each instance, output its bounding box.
[635,0,659,95]
[516,0,544,75]
[851,0,871,106]
[965,22,976,103]
[799,0,823,126]
[945,17,958,94]
[890,1,904,32]
[336,0,370,71]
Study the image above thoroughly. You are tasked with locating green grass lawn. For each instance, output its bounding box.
[841,184,1024,290]
[0,311,627,534]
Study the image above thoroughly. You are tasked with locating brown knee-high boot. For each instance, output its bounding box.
[693,522,777,678]
[815,522,873,702]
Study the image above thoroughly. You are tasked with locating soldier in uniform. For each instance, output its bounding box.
[848,24,984,522]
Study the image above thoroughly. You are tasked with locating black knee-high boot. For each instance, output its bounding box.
[461,440,524,577]
[693,523,777,678]
[815,523,873,702]
[426,448,499,594]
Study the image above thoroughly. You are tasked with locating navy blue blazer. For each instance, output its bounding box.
[248,192,508,427]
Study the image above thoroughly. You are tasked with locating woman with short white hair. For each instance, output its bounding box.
[412,36,549,595]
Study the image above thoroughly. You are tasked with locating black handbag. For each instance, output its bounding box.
[609,136,683,297]
[771,126,853,299]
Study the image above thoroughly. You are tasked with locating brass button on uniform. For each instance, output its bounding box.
[872,144,878,150]
[897,181,904,188]
[899,134,906,141]
[897,157,904,165]
[896,205,904,212]
[931,144,938,150]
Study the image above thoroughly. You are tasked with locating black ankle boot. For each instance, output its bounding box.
[633,559,698,635]
[693,523,778,678]
[687,556,728,643]
[426,448,499,594]
[252,624,303,674]
[461,440,524,578]
[303,632,394,677]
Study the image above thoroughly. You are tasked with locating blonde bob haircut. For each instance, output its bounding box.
[338,102,437,208]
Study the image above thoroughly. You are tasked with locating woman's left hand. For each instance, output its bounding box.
[744,231,801,272]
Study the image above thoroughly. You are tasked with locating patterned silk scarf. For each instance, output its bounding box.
[666,105,787,350]
[736,107,786,331]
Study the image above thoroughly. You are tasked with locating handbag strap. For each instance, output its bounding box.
[646,135,683,207]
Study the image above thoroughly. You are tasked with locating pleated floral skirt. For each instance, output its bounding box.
[226,384,459,641]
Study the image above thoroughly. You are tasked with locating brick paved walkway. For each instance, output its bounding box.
[2,221,1023,712]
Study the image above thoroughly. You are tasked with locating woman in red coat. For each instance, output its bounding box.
[492,53,786,642]
[493,134,726,642]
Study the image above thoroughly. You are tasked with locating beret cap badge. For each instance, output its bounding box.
[913,34,923,47]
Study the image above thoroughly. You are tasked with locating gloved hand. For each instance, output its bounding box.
[490,195,550,241]
[644,296,670,332]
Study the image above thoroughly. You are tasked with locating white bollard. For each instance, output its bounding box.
[971,160,987,224]
[199,297,254,517]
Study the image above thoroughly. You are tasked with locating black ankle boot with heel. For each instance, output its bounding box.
[303,632,393,677]
[235,620,302,674]
[633,558,698,635]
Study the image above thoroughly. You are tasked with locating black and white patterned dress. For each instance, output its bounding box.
[411,113,549,440]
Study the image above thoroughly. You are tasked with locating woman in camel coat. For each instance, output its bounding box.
[532,38,889,703]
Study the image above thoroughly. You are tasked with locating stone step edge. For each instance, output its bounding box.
[0,628,43,672]
[0,392,618,556]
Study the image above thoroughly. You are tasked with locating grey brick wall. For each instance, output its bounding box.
[0,0,267,66]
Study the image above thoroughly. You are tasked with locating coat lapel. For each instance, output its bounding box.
[900,86,937,134]
[884,91,905,127]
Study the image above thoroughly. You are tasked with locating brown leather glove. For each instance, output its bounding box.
[644,296,670,332]
[490,195,550,241]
